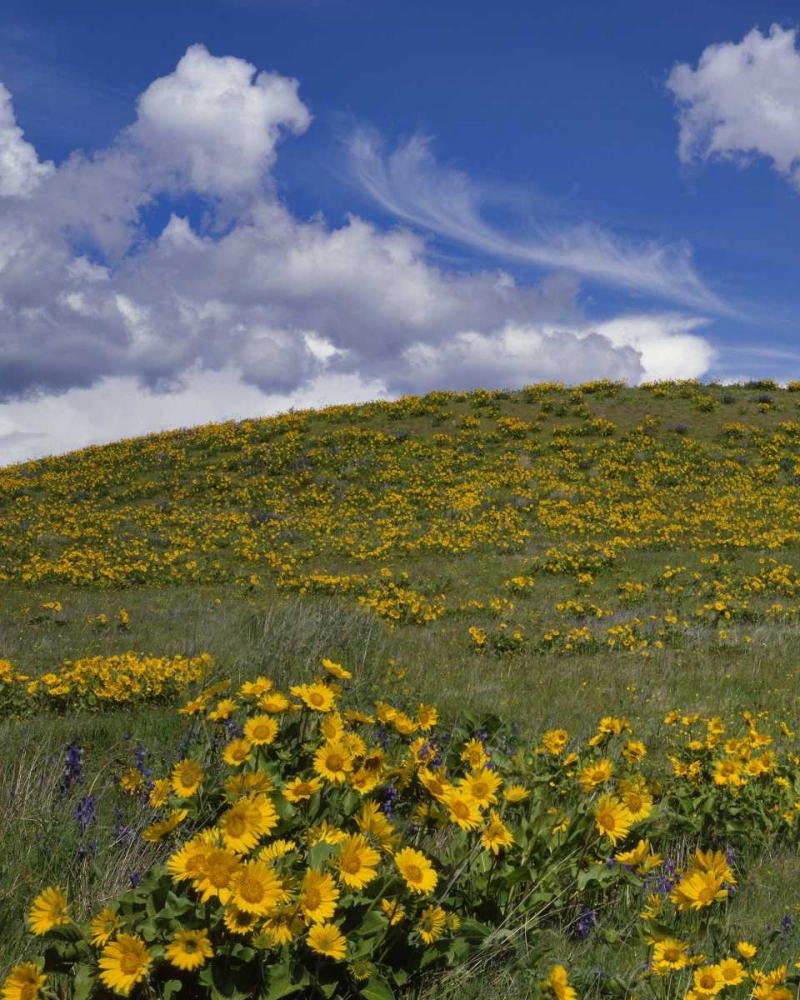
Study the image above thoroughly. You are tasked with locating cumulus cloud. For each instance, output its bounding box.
[348,131,728,312]
[0,82,53,196]
[0,44,718,462]
[667,24,800,190]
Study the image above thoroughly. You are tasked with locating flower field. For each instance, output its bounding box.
[5,381,800,998]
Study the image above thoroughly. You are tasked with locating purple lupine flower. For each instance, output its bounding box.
[74,794,96,835]
[577,909,598,940]
[59,742,85,797]
[381,783,398,820]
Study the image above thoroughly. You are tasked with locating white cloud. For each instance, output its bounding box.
[0,45,719,463]
[348,131,728,312]
[0,82,53,196]
[134,44,311,197]
[582,313,716,381]
[667,24,800,190]
[0,368,389,466]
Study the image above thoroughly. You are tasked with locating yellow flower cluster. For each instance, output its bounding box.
[0,652,213,715]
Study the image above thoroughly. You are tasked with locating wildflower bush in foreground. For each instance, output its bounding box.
[8,662,800,999]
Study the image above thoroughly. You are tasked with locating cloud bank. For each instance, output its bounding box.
[0,44,717,463]
[667,24,800,190]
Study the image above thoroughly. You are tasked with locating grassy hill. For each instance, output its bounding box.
[4,379,800,997]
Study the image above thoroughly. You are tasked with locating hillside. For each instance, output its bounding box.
[4,379,800,997]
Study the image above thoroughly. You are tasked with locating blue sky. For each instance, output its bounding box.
[0,0,799,460]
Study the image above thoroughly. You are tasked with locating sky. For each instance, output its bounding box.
[1,0,799,463]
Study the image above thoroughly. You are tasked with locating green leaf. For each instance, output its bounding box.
[72,964,95,1000]
[162,980,183,1000]
[360,973,395,1000]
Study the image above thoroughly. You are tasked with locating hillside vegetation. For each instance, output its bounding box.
[4,380,800,999]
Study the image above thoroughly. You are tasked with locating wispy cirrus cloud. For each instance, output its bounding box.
[348,130,730,314]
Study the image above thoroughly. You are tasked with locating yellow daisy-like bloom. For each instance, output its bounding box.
[622,738,647,763]
[1,963,47,1000]
[307,820,348,846]
[219,794,278,854]
[322,658,352,679]
[192,848,242,903]
[148,778,171,808]
[320,712,345,743]
[98,934,152,996]
[737,941,757,959]
[222,903,260,936]
[459,767,502,808]
[460,738,489,769]
[713,758,745,787]
[307,922,347,960]
[350,960,373,983]
[617,778,653,822]
[690,848,737,886]
[259,838,298,863]
[503,784,530,803]
[670,870,729,912]
[344,708,374,724]
[222,738,253,767]
[28,886,69,936]
[350,767,381,794]
[167,831,218,883]
[578,758,614,792]
[718,957,748,985]
[170,759,204,799]
[142,808,188,843]
[283,775,324,802]
[243,715,279,746]
[356,801,398,850]
[691,964,725,996]
[337,834,381,890]
[651,937,690,975]
[418,768,452,803]
[442,787,483,831]
[262,907,304,946]
[224,771,273,801]
[614,838,653,868]
[300,868,340,923]
[594,795,634,845]
[481,809,514,855]
[119,767,145,796]
[542,729,569,755]
[418,905,447,944]
[239,676,272,700]
[89,908,121,947]
[313,743,354,783]
[291,682,336,713]
[165,929,214,971]
[546,965,577,1000]
[394,847,438,895]
[258,690,291,713]
[207,698,238,721]
[381,898,405,925]
[231,860,288,916]
[416,703,438,730]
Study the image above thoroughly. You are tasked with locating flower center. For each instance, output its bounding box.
[304,888,321,909]
[327,753,344,771]
[342,855,362,874]
[120,954,142,975]
[226,815,246,836]
[239,877,264,903]
[406,865,422,883]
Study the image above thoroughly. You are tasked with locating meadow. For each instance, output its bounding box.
[4,379,800,999]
